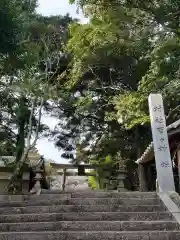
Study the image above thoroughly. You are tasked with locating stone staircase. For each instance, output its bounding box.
[0,191,179,239]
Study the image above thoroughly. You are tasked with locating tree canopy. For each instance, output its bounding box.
[1,0,180,191]
[0,0,75,192]
[49,0,180,189]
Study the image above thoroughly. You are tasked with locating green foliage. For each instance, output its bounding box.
[88,175,98,189]
[59,0,180,191]
[0,0,37,55]
[3,0,180,192]
[115,35,180,129]
[69,0,180,130]
[105,155,112,164]
[114,92,150,129]
[0,0,77,193]
[74,95,93,113]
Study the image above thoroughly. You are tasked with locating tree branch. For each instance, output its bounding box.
[95,86,123,91]
[166,105,180,122]
[30,97,44,148]
[26,97,36,147]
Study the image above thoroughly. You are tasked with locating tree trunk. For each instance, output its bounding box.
[135,126,147,192]
[15,120,25,162]
[8,149,29,193]
[15,96,26,192]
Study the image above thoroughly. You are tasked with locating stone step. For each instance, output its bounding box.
[71,192,158,199]
[27,194,71,201]
[0,194,71,202]
[0,195,25,201]
[69,198,162,205]
[0,192,158,202]
[0,231,180,240]
[0,198,163,207]
[0,194,158,202]
[40,190,158,199]
[0,212,174,223]
[0,221,178,232]
[0,205,167,215]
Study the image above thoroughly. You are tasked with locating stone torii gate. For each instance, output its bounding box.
[50,163,126,191]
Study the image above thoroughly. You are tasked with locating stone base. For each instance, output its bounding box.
[0,180,29,194]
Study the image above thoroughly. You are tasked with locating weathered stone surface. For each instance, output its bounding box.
[0,231,180,240]
[0,221,178,232]
[0,204,166,215]
[0,212,174,223]
[0,191,178,239]
[0,197,163,207]
[148,94,175,193]
[121,221,179,231]
[41,189,94,194]
[0,194,71,201]
[71,192,158,199]
[68,198,162,205]
[0,199,69,207]
[0,195,24,201]
[27,194,71,201]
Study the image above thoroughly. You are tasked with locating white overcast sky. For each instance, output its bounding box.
[36,0,87,163]
[37,0,87,23]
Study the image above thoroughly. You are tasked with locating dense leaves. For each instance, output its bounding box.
[2,0,180,191]
[56,0,180,189]
[0,0,37,54]
[0,0,75,192]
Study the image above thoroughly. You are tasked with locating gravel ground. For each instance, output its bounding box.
[51,176,91,191]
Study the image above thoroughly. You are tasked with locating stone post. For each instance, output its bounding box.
[138,164,148,192]
[117,168,127,192]
[30,168,43,195]
[62,168,67,191]
[148,94,175,192]
[177,145,180,193]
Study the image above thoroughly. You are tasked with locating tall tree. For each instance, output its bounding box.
[58,0,180,189]
[0,0,37,54]
[55,0,153,162]
[0,0,38,158]
[0,0,75,192]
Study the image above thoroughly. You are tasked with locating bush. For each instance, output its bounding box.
[88,175,98,189]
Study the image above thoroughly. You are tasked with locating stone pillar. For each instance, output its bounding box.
[156,179,160,192]
[177,145,180,193]
[138,164,148,192]
[146,164,153,191]
[78,165,85,176]
[148,94,175,192]
[62,168,67,191]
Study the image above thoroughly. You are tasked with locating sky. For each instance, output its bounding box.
[36,0,87,163]
[36,0,88,23]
